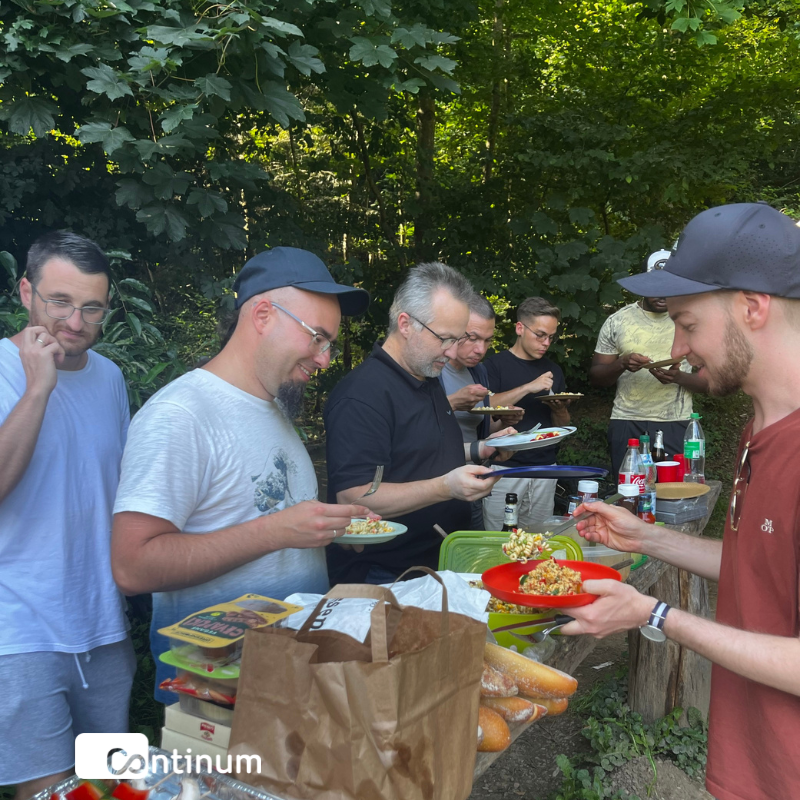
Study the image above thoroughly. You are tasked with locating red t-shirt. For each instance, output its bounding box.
[706,411,800,800]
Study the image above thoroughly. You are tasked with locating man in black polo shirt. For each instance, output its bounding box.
[325,262,504,584]
[482,297,573,531]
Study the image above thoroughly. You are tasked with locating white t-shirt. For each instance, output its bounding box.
[113,368,328,700]
[0,338,130,654]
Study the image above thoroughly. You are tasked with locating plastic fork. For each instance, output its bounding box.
[509,615,574,645]
[360,465,384,498]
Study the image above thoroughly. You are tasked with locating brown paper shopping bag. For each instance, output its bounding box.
[228,568,485,800]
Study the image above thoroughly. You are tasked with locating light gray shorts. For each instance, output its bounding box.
[0,638,136,785]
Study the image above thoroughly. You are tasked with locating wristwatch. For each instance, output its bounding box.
[470,440,483,465]
[639,600,670,642]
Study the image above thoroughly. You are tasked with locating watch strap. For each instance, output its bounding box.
[470,440,482,465]
[648,600,670,631]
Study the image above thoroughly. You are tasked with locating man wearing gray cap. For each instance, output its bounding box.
[111,247,372,702]
[559,203,800,800]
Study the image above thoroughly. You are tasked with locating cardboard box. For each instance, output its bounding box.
[160,727,228,761]
[165,704,231,748]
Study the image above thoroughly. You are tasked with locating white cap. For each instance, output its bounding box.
[618,484,640,497]
[578,480,599,493]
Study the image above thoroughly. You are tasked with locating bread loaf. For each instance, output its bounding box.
[477,706,511,752]
[481,662,518,697]
[521,695,569,716]
[481,696,546,724]
[484,642,577,699]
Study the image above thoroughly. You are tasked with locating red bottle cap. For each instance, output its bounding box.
[628,438,640,446]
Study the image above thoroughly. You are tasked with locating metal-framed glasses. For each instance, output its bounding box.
[32,286,111,325]
[272,302,340,360]
[729,441,751,532]
[408,314,467,350]
[521,322,558,344]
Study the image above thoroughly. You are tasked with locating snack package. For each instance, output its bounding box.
[159,671,238,706]
[158,593,303,676]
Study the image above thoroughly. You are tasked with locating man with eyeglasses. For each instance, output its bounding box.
[561,203,800,800]
[438,294,524,528]
[0,232,134,800]
[111,247,371,702]
[481,296,572,531]
[590,250,709,477]
[325,262,505,584]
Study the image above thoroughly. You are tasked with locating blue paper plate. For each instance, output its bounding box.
[477,465,609,479]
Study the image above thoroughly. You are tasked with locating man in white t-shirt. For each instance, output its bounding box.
[0,232,133,800]
[112,247,371,702]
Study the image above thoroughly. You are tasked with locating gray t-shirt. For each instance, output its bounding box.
[114,368,328,701]
[440,362,485,442]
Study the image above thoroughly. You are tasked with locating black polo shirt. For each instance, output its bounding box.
[324,342,470,584]
[484,349,566,467]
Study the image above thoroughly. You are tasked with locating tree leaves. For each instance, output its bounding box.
[349,37,398,68]
[195,74,232,101]
[1,96,57,137]
[81,64,134,100]
[261,82,306,127]
[78,122,135,155]
[187,188,228,218]
[142,163,191,199]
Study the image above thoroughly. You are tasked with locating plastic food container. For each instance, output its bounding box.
[579,543,631,582]
[179,693,235,726]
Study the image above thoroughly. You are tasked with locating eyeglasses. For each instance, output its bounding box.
[464,333,494,347]
[729,441,750,532]
[32,287,111,325]
[407,314,468,350]
[521,322,558,344]
[272,302,340,360]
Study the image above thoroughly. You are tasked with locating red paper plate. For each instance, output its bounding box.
[481,559,622,608]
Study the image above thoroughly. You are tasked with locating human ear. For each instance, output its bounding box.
[19,277,32,311]
[741,292,771,331]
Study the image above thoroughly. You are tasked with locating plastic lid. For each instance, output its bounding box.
[627,438,640,446]
[690,412,701,419]
[640,434,650,442]
[578,480,599,493]
[618,484,640,497]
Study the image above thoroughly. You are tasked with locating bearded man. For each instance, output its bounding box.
[111,247,372,702]
[0,232,134,800]
[560,203,800,800]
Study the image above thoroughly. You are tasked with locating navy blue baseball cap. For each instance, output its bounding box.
[618,203,800,298]
[233,247,370,316]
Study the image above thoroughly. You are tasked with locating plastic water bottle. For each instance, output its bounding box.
[683,413,706,484]
[639,434,657,514]
[619,438,646,495]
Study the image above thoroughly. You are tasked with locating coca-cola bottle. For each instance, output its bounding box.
[652,430,668,463]
[619,438,646,496]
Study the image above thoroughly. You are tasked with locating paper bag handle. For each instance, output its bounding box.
[298,582,403,663]
[391,566,450,637]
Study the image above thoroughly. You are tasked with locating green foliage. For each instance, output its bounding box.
[552,668,709,800]
[127,599,163,745]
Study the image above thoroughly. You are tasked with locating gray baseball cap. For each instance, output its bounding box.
[618,203,800,298]
[233,247,370,316]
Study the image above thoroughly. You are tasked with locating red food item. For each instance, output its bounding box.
[112,785,150,800]
[66,783,104,800]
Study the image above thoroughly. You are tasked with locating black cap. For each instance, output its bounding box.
[233,247,370,316]
[618,203,800,298]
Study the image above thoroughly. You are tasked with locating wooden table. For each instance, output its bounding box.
[474,481,722,778]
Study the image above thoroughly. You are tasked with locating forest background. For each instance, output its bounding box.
[0,0,796,466]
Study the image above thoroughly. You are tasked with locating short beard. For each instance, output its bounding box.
[707,315,754,397]
[276,380,306,419]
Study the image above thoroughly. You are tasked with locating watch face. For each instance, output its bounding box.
[640,624,667,643]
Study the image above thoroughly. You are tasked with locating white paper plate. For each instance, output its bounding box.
[488,426,577,451]
[337,519,409,544]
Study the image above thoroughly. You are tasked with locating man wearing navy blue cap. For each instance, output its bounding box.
[112,247,372,702]
[558,204,800,800]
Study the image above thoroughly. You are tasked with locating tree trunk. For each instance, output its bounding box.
[484,0,505,184]
[414,90,436,262]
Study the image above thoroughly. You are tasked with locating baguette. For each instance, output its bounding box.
[521,695,569,716]
[477,706,511,752]
[484,642,577,699]
[481,696,546,724]
[481,662,518,697]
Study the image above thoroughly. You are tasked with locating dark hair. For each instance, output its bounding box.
[517,296,561,324]
[26,231,110,288]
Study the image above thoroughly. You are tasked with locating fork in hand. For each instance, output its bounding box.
[360,465,384,499]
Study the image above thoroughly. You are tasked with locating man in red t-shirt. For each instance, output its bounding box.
[560,202,800,800]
